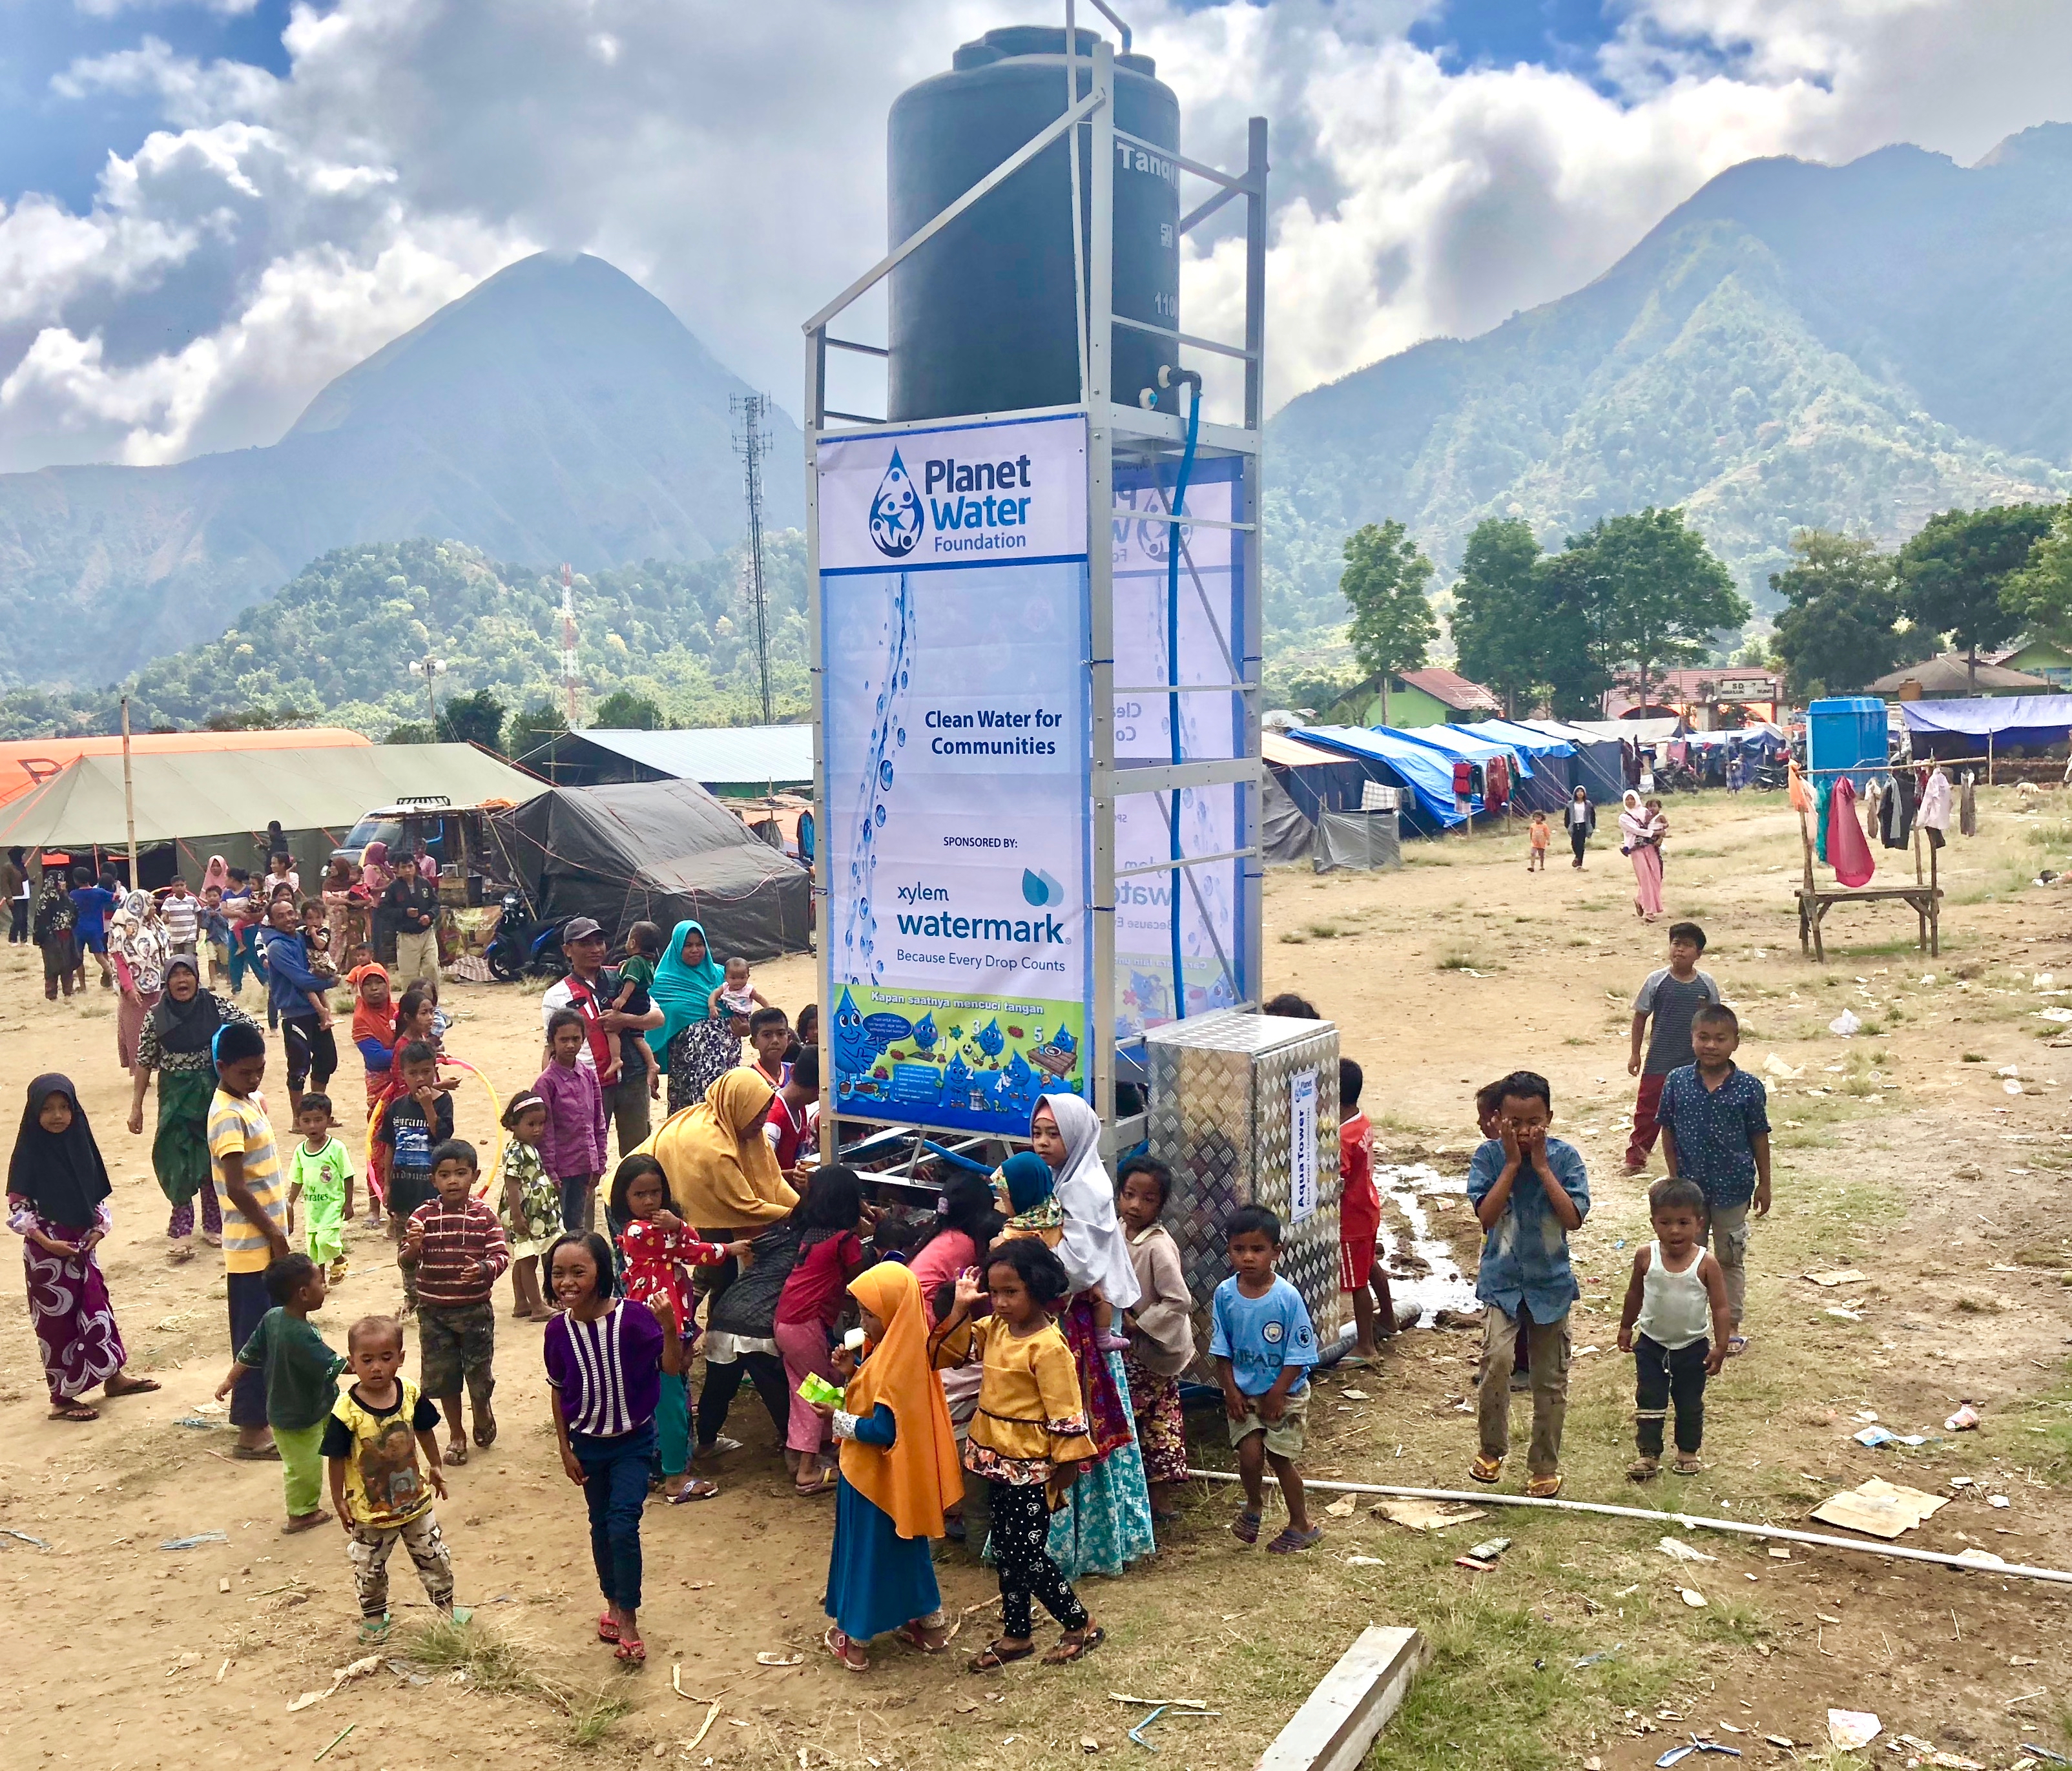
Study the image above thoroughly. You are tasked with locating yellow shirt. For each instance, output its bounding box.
[209,1088,285,1274]
[327,1378,437,1529]
[932,1314,1094,1485]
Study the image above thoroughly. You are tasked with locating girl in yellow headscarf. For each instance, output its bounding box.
[638,1068,799,1239]
[816,1261,963,1672]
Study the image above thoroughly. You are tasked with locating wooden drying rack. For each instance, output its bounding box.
[1794,763,1943,962]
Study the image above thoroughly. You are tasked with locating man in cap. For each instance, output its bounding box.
[541,917,663,1160]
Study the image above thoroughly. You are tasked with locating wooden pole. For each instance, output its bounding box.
[120,695,139,887]
[1987,730,1994,786]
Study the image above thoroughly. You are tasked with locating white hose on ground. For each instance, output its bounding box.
[1185,1470,2072,1587]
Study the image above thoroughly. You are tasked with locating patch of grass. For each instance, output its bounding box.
[1437,949,1479,971]
[397,1615,540,1695]
[565,1683,635,1750]
[1953,1296,2000,1314]
[1307,922,1343,938]
[1278,930,1307,944]
[1962,1052,1987,1062]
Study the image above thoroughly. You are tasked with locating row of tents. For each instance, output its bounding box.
[1262,718,1784,856]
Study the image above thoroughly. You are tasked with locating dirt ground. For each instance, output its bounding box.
[3,784,2071,1771]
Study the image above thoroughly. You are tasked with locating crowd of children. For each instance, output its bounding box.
[5,878,1787,1676]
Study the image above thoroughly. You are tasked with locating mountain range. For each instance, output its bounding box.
[1263,122,2072,654]
[0,253,803,688]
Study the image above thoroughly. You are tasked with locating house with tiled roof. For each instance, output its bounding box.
[1324,665,1504,729]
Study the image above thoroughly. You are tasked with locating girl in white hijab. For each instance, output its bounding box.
[1026,1093,1155,1580]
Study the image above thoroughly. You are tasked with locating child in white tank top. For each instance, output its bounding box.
[1616,1177,1729,1479]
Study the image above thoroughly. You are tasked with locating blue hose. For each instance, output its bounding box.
[1166,373,1201,1024]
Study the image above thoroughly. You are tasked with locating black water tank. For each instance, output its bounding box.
[887,25,1180,422]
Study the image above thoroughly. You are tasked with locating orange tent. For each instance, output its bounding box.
[0,729,370,811]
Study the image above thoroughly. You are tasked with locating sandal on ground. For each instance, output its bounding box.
[48,1402,98,1422]
[1468,1455,1502,1484]
[969,1639,1035,1673]
[1267,1526,1323,1555]
[669,1478,720,1504]
[103,1373,161,1398]
[823,1624,869,1672]
[1525,1473,1564,1498]
[167,1245,196,1264]
[473,1407,497,1449]
[282,1509,331,1534]
[1627,1456,1661,1482]
[1670,1454,1703,1475]
[231,1442,280,1460]
[896,1621,949,1655]
[1230,1507,1262,1546]
[597,1613,621,1644]
[703,1434,743,1456]
[1041,1624,1106,1665]
[445,1442,469,1467]
[1150,1506,1181,1524]
[614,1635,646,1665]
[358,1615,391,1644]
[1725,1335,1750,1358]
[794,1469,839,1497]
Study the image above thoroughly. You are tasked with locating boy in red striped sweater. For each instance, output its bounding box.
[400,1140,509,1467]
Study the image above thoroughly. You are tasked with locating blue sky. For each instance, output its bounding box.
[0,1,295,208]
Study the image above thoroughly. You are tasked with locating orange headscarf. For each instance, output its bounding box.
[350,965,396,1052]
[838,1262,962,1541]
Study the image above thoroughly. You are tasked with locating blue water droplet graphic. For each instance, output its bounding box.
[896,727,906,747]
[873,805,885,827]
[867,449,923,559]
[878,761,895,789]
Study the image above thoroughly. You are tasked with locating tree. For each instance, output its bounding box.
[437,687,506,752]
[592,689,665,730]
[1338,521,1436,725]
[1768,531,1924,699]
[1996,501,2072,641]
[504,699,566,765]
[383,721,435,745]
[1449,519,1545,715]
[1898,503,2057,690]
[1567,508,1746,713]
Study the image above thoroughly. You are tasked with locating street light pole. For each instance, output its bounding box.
[409,657,447,738]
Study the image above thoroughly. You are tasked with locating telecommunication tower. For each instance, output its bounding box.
[559,563,581,728]
[731,392,774,725]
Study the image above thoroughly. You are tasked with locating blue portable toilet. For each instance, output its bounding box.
[1807,697,1888,787]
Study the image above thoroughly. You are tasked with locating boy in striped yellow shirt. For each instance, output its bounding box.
[209,1020,291,1459]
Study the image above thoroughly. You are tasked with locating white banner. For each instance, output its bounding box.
[820,415,1092,1135]
[1289,1066,1319,1227]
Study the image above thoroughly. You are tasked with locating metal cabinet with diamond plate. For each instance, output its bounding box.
[1143,1010,1342,1374]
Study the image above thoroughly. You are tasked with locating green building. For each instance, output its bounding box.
[1988,637,2072,689]
[1325,665,1504,729]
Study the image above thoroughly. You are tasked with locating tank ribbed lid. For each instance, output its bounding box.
[949,25,1155,76]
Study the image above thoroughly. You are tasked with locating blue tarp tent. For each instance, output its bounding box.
[1295,726,1466,834]
[1899,696,2072,758]
[1389,722,1567,818]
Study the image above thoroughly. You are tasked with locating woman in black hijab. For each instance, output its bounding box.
[8,1075,159,1420]
[127,955,257,1259]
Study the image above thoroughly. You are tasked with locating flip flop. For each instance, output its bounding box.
[895,1621,949,1655]
[473,1407,497,1449]
[103,1374,161,1398]
[969,1639,1035,1673]
[446,1442,469,1467]
[1041,1624,1106,1665]
[794,1470,839,1497]
[597,1613,621,1643]
[669,1479,720,1504]
[1628,1457,1661,1482]
[823,1625,869,1672]
[231,1442,280,1461]
[1670,1455,1704,1476]
[358,1615,391,1644]
[1468,1455,1502,1484]
[282,1509,332,1533]
[1726,1336,1750,1358]
[1525,1474,1564,1498]
[614,1635,646,1665]
[48,1403,98,1422]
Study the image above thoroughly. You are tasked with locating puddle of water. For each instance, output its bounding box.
[1374,1161,1479,1327]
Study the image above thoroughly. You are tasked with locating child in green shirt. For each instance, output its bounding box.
[287,1093,353,1282]
[613,921,663,1101]
[216,1253,344,1529]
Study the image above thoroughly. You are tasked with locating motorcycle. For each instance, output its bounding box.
[484,891,568,982]
[1654,757,1701,794]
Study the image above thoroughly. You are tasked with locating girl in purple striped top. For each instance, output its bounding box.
[544,1231,681,1665]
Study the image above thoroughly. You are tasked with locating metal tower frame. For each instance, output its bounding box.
[802,32,1267,1159]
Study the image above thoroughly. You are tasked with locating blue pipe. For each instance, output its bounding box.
[1165,368,1201,1025]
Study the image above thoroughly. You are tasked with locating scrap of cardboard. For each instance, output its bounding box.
[1373,1499,1488,1532]
[1810,1477,1948,1540]
[1802,1269,1869,1287]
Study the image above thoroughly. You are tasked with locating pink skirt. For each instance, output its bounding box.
[774,1317,836,1457]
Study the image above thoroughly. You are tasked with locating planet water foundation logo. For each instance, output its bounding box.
[869,450,922,558]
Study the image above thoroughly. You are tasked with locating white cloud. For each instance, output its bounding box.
[3,0,2067,471]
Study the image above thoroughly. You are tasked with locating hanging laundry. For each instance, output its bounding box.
[1813,774,1835,864]
[1486,754,1511,812]
[1829,777,1875,887]
[1920,765,1951,851]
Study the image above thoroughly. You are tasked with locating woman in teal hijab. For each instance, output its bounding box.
[650,920,732,1113]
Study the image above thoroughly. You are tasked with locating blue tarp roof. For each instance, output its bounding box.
[1899,696,2072,750]
[1459,719,1574,758]
[1294,725,1466,832]
[1389,723,1535,780]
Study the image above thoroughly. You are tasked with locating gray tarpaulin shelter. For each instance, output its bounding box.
[1517,720,1627,805]
[517,725,815,792]
[1258,772,1314,864]
[0,742,543,887]
[492,778,811,960]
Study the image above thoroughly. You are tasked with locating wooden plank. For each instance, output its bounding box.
[1254,1626,1430,1771]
